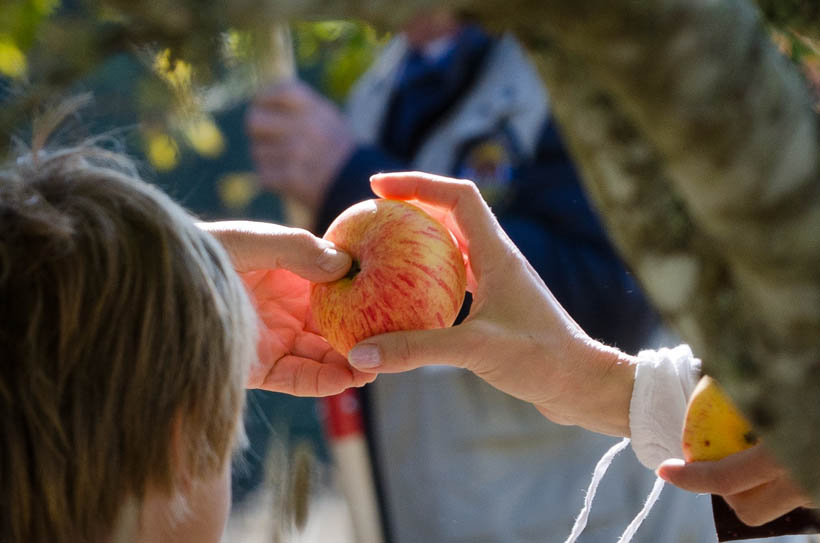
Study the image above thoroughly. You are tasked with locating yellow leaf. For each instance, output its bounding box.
[184,117,225,158]
[0,37,26,79]
[34,0,60,15]
[313,21,348,41]
[218,172,259,210]
[153,48,171,74]
[146,132,179,171]
[153,48,192,89]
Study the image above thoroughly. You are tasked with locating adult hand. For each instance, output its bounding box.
[346,172,638,437]
[246,80,356,211]
[657,445,816,526]
[201,221,376,396]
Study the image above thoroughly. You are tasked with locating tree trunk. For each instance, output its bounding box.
[513,0,820,499]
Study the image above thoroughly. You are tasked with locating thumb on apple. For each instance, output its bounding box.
[200,221,352,281]
[347,326,472,373]
[278,232,353,283]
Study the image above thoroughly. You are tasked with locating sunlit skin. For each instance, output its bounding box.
[241,268,376,396]
[199,221,375,397]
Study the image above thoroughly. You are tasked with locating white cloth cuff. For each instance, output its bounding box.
[629,345,702,470]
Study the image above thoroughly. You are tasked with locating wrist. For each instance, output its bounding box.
[535,339,637,437]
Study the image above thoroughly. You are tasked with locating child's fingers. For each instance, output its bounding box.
[255,354,371,397]
[204,221,352,281]
[264,228,352,282]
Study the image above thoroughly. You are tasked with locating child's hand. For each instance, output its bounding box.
[200,221,376,396]
[657,445,816,526]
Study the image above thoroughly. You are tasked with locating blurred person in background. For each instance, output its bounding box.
[246,9,721,542]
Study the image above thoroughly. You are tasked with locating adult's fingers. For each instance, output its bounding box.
[347,325,474,374]
[246,106,303,140]
[370,186,478,291]
[370,172,510,280]
[252,80,315,110]
[656,446,786,495]
[201,221,351,281]
[254,162,304,196]
[247,82,323,140]
[724,477,814,526]
[370,172,498,243]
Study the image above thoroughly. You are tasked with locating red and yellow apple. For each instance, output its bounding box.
[310,198,467,356]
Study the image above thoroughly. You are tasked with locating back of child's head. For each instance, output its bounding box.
[0,121,257,542]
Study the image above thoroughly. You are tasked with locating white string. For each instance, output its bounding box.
[617,476,665,543]
[563,437,631,543]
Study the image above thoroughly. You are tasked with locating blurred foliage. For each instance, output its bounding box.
[770,27,820,111]
[0,0,815,167]
[294,20,387,103]
[757,0,820,43]
[0,0,55,79]
[0,1,386,179]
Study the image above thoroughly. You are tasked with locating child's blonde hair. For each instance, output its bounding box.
[0,135,258,541]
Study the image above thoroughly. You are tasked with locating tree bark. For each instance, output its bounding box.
[499,0,820,499]
[514,0,820,500]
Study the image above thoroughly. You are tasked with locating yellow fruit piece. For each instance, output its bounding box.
[682,376,758,462]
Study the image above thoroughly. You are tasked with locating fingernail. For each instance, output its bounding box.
[317,246,348,273]
[349,344,381,369]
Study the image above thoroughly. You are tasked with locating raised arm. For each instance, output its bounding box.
[347,172,638,436]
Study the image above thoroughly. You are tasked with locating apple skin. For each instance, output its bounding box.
[310,198,467,356]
